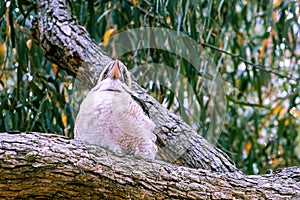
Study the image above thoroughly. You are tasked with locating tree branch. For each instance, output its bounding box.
[0,132,299,199]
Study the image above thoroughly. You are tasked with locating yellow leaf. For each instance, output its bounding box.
[237,36,244,45]
[0,43,6,64]
[284,119,289,126]
[103,28,115,47]
[278,107,288,120]
[52,64,58,76]
[64,81,70,88]
[272,154,279,167]
[1,75,6,86]
[0,43,6,56]
[245,141,252,156]
[271,104,281,115]
[271,28,276,36]
[62,113,67,127]
[259,39,268,63]
[236,32,244,45]
[166,16,171,23]
[272,12,276,21]
[235,78,239,86]
[273,0,281,8]
[258,130,263,137]
[64,94,69,103]
[133,0,137,6]
[291,108,300,118]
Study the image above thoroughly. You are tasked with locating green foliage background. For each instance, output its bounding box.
[0,0,299,174]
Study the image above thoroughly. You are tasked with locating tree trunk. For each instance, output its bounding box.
[1,0,298,199]
[1,132,299,199]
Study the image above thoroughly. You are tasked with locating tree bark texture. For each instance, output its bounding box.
[31,0,238,173]
[1,132,299,199]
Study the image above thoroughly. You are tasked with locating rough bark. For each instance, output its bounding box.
[31,0,237,173]
[0,132,299,199]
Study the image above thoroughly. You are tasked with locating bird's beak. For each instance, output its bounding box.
[109,60,121,80]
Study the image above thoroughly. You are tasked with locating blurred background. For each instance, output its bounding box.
[0,0,299,174]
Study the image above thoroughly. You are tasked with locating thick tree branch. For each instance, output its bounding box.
[31,0,238,172]
[0,133,299,199]
[31,0,111,88]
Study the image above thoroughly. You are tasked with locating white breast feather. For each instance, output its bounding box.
[74,78,157,159]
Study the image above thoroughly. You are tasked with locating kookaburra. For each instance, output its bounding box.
[74,60,157,160]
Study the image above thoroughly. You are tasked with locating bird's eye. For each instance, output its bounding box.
[119,66,128,83]
[119,72,124,82]
[104,64,116,79]
[103,71,109,79]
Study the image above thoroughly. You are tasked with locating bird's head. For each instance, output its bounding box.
[93,59,151,118]
[94,60,132,92]
[98,60,131,88]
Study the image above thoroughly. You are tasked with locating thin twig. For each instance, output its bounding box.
[226,96,267,108]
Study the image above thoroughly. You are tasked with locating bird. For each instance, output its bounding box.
[74,60,157,160]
